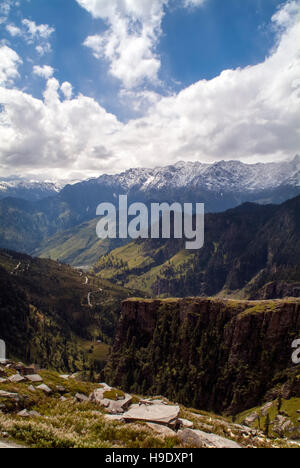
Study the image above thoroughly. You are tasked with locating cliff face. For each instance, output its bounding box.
[105,298,300,415]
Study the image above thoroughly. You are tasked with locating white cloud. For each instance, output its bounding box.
[6,24,22,37]
[61,82,73,100]
[0,1,299,179]
[33,65,54,80]
[80,0,168,88]
[22,19,54,41]
[0,46,22,86]
[184,0,206,7]
[78,0,208,89]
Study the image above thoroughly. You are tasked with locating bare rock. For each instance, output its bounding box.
[17,409,41,418]
[25,374,43,383]
[243,412,259,426]
[178,418,194,429]
[8,374,24,383]
[75,393,89,402]
[0,390,19,401]
[178,429,242,448]
[36,384,52,394]
[273,415,292,433]
[146,423,176,437]
[123,404,180,426]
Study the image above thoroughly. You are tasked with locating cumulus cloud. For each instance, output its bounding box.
[33,65,54,80]
[80,0,169,88]
[78,0,208,89]
[22,19,54,41]
[6,24,22,37]
[61,82,73,100]
[0,45,22,86]
[0,1,299,179]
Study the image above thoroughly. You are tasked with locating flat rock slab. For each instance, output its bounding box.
[25,374,43,382]
[123,404,180,425]
[0,390,19,400]
[178,429,242,449]
[36,384,52,393]
[8,374,24,383]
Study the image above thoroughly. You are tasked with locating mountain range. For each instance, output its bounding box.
[0,179,63,201]
[0,156,299,265]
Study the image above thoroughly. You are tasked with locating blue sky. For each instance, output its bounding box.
[0,0,299,180]
[1,0,283,117]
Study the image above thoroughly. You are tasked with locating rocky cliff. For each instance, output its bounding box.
[105,298,300,415]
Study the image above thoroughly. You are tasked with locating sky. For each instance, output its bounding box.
[0,0,299,181]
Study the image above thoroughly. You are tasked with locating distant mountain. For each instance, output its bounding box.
[0,179,64,201]
[93,194,300,299]
[60,155,300,214]
[0,156,299,260]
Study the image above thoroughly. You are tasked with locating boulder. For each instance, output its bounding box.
[146,423,176,437]
[75,393,89,402]
[0,378,7,383]
[178,429,242,448]
[0,390,19,401]
[243,412,259,426]
[8,374,24,383]
[28,385,36,392]
[89,388,107,403]
[123,404,180,426]
[37,384,52,394]
[25,374,43,383]
[178,418,194,429]
[17,409,41,418]
[89,388,132,414]
[106,395,133,414]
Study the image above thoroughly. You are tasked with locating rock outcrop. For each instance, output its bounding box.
[105,297,300,414]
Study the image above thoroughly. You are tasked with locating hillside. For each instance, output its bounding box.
[34,218,125,268]
[0,360,298,448]
[0,249,142,372]
[105,297,300,416]
[94,195,300,299]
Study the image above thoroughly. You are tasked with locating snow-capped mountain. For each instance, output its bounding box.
[0,179,64,201]
[92,155,300,193]
[58,155,300,215]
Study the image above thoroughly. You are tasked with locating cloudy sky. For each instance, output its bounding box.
[0,0,299,181]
